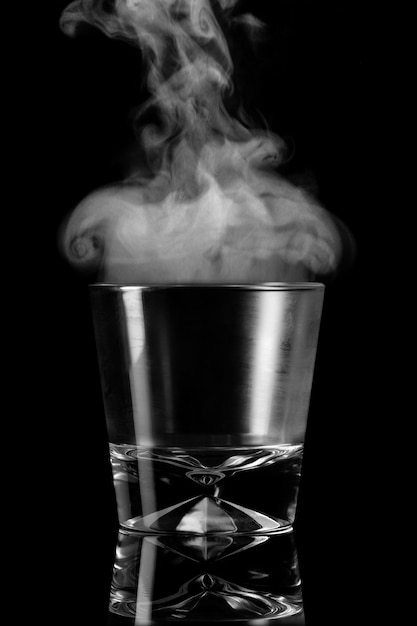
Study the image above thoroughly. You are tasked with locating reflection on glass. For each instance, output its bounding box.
[107,529,304,624]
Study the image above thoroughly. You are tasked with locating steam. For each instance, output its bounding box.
[60,0,352,283]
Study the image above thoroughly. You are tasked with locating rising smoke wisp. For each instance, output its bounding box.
[60,0,352,284]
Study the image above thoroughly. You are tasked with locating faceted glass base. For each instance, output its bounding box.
[109,445,304,622]
[111,445,303,535]
[121,495,292,535]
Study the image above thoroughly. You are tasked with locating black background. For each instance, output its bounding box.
[23,1,393,624]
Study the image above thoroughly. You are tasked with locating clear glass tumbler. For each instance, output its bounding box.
[90,283,324,622]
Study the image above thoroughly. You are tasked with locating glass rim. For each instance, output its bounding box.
[89,282,325,292]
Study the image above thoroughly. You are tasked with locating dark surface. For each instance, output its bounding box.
[24,1,392,624]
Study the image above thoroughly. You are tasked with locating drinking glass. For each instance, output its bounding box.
[90,283,324,622]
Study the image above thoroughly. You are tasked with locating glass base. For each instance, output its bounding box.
[121,495,293,536]
[111,445,303,534]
